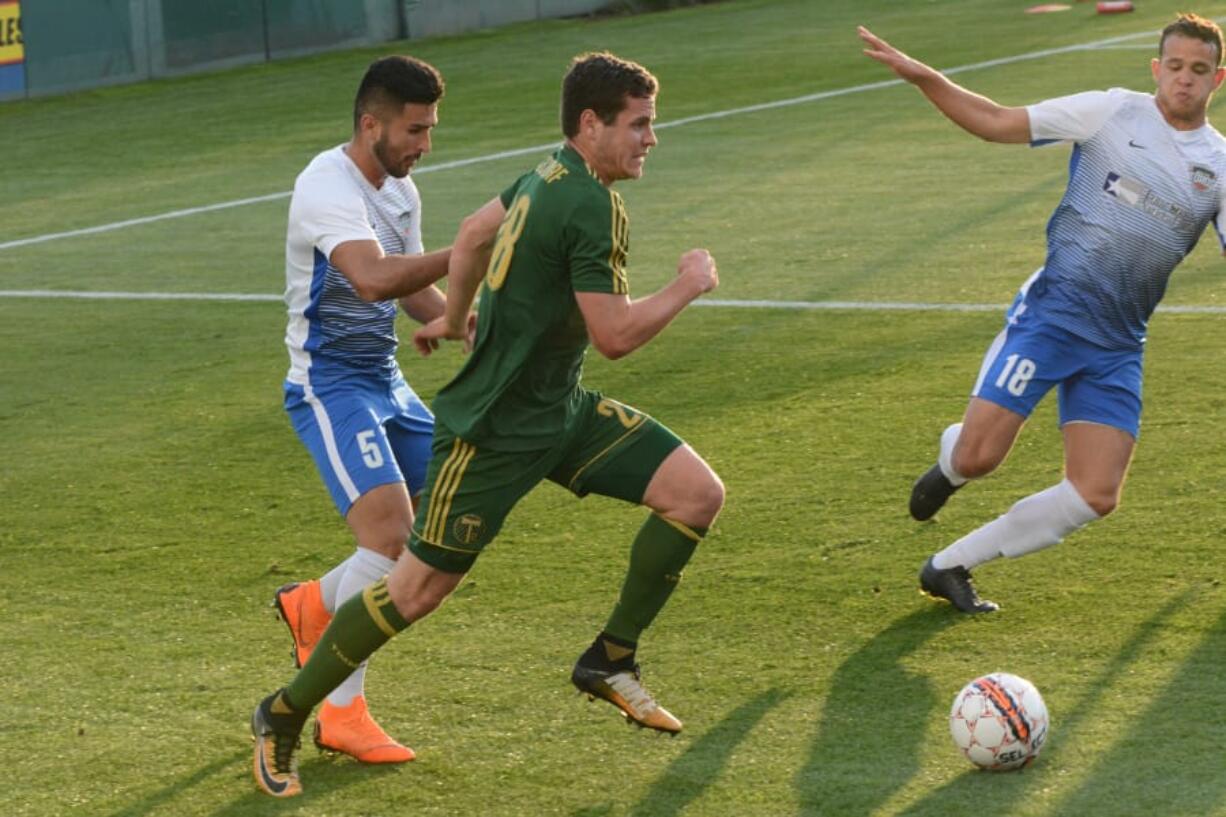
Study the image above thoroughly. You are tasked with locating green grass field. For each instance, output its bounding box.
[6,0,1226,814]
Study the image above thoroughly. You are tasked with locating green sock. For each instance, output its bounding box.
[603,513,705,644]
[285,577,409,711]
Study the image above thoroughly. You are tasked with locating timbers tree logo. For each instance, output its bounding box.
[453,513,485,546]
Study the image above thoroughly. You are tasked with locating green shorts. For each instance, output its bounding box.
[408,390,683,573]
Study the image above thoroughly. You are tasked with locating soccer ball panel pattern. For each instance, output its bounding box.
[949,672,1049,771]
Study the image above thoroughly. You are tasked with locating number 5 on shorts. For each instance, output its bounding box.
[357,429,384,468]
[995,354,1035,397]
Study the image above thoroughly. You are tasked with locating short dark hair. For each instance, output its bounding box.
[560,52,658,138]
[1160,13,1224,67]
[353,56,445,130]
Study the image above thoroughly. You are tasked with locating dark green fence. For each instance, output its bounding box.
[2,0,610,101]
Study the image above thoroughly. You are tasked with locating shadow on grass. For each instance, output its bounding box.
[103,749,246,817]
[201,751,402,817]
[102,744,399,817]
[795,606,957,815]
[578,687,789,817]
[1042,594,1226,817]
[892,590,1199,817]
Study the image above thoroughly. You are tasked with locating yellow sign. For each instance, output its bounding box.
[0,2,22,67]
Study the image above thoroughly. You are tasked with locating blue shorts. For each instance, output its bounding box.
[971,307,1143,438]
[284,370,434,517]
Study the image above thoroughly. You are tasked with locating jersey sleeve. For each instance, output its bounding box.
[293,168,376,259]
[1215,192,1226,252]
[1027,88,1129,146]
[401,178,425,256]
[499,174,526,209]
[565,189,630,295]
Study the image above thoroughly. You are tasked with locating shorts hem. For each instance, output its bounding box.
[1059,417,1139,439]
[408,535,479,574]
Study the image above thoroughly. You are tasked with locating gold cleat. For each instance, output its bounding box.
[251,692,305,798]
[571,663,682,734]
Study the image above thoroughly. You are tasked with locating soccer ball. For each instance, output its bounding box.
[949,672,1049,770]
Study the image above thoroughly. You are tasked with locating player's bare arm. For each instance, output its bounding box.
[331,240,451,302]
[576,249,717,360]
[413,196,505,355]
[858,25,1031,144]
[399,285,446,323]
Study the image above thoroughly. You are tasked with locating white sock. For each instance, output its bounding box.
[932,479,1099,570]
[318,556,352,614]
[937,423,969,487]
[327,548,397,707]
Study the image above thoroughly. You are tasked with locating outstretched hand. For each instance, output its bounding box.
[858,25,932,84]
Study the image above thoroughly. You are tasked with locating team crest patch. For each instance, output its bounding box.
[453,513,485,546]
[1191,165,1216,192]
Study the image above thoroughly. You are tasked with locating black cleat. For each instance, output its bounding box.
[919,557,998,614]
[251,689,308,797]
[909,463,963,521]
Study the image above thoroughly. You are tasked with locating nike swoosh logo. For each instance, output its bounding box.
[256,742,290,795]
[1128,139,1147,149]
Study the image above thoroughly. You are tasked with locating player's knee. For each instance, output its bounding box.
[387,574,447,623]
[357,515,413,560]
[1082,490,1119,518]
[951,445,1003,480]
[690,471,725,527]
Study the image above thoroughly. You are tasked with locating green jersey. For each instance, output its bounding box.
[433,145,630,451]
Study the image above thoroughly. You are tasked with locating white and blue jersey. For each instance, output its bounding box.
[1024,88,1226,350]
[284,144,425,382]
[282,146,433,515]
[971,90,1226,437]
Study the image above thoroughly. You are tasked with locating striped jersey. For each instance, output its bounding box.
[283,145,424,384]
[1024,88,1226,349]
[431,145,629,451]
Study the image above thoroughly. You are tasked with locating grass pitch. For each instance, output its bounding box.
[4,1,1226,815]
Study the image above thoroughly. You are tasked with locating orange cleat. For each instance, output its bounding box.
[273,580,331,667]
[314,697,416,764]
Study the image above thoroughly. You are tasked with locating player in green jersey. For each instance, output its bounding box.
[250,51,722,797]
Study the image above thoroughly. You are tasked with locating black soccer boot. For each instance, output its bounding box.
[909,463,963,521]
[919,556,999,614]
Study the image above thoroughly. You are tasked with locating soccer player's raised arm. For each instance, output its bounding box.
[577,249,718,361]
[413,196,505,356]
[331,240,451,302]
[858,25,1031,144]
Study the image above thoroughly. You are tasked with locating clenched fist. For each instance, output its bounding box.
[678,249,718,296]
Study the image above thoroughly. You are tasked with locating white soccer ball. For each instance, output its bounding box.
[949,672,1049,770]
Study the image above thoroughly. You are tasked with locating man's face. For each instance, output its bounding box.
[1152,34,1225,126]
[370,102,438,178]
[591,94,658,183]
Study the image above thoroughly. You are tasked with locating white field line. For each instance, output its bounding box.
[0,26,1165,252]
[3,289,1225,315]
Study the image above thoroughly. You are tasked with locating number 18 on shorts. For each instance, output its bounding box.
[971,316,1143,437]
